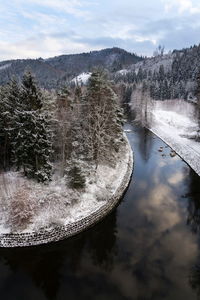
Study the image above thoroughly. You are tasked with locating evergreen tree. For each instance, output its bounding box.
[67,163,86,189]
[21,71,43,110]
[0,78,21,169]
[0,86,9,169]
[137,67,143,82]
[158,64,165,82]
[13,72,53,182]
[13,111,53,181]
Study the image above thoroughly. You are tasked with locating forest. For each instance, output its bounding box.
[0,70,129,231]
[0,70,124,182]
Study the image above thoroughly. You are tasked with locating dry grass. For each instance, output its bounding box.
[8,185,36,231]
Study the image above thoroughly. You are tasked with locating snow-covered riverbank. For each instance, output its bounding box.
[0,136,133,237]
[149,100,200,176]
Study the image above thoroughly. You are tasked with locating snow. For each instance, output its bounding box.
[149,100,200,176]
[0,140,130,234]
[130,53,173,74]
[0,63,11,71]
[117,69,129,75]
[72,72,91,84]
[124,129,132,133]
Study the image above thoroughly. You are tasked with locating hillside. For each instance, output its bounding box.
[0,48,143,89]
[115,44,200,102]
[1,44,200,98]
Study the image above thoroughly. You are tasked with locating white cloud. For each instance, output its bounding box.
[0,0,200,60]
[0,36,101,61]
[163,0,200,14]
[13,0,91,18]
[20,11,69,36]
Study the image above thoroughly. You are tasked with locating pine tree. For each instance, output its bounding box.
[13,72,53,182]
[0,78,21,169]
[137,67,143,82]
[21,71,43,110]
[0,86,9,169]
[13,111,53,181]
[67,163,86,189]
[158,64,165,82]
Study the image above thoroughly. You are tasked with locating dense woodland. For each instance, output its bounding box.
[114,45,200,103]
[0,70,124,186]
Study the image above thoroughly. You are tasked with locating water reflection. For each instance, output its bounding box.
[120,124,199,299]
[138,127,153,162]
[190,260,200,300]
[0,210,118,300]
[186,170,200,234]
[0,123,200,299]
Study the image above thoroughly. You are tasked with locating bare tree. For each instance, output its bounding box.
[54,87,73,176]
[131,82,154,127]
[153,45,165,57]
[83,70,124,170]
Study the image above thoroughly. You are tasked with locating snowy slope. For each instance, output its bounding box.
[72,72,91,84]
[149,100,200,176]
[132,53,173,73]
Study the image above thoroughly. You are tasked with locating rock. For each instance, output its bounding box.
[170,151,176,157]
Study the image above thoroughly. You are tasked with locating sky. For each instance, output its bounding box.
[0,0,200,61]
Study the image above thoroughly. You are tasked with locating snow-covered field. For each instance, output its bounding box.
[0,140,130,234]
[149,100,200,176]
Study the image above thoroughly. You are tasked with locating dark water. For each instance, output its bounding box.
[0,122,200,300]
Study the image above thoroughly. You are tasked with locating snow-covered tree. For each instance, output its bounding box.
[12,72,53,182]
[13,111,53,181]
[83,70,124,168]
[21,71,43,110]
[67,162,86,189]
[54,86,74,176]
[131,82,154,127]
[0,86,8,169]
[0,78,21,169]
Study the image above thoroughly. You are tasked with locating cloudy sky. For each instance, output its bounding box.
[0,0,200,60]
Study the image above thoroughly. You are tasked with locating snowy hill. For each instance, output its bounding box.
[0,48,143,88]
[130,53,174,74]
[115,44,200,101]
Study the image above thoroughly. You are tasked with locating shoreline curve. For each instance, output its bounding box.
[0,136,134,248]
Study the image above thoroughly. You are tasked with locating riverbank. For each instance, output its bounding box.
[0,134,133,247]
[149,100,200,176]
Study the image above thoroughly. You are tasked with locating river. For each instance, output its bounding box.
[0,121,200,300]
